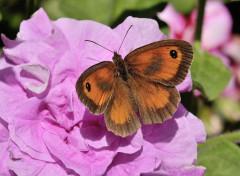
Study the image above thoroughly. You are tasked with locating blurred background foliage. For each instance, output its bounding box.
[1,0,240,175]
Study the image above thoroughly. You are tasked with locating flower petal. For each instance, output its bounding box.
[157,4,187,40]
[106,141,157,176]
[176,72,192,92]
[202,1,232,50]
[9,98,55,162]
[43,130,115,176]
[143,104,198,169]
[0,118,10,175]
[17,64,51,94]
[17,8,53,41]
[185,109,206,143]
[167,165,206,176]
[8,142,46,176]
[1,34,22,48]
[114,16,167,57]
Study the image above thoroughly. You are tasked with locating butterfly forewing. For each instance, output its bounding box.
[125,40,193,86]
[76,61,115,114]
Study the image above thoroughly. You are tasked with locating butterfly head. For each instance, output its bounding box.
[112,52,122,62]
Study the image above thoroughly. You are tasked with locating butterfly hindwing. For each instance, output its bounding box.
[125,40,193,86]
[105,77,141,137]
[76,61,115,114]
[128,74,180,124]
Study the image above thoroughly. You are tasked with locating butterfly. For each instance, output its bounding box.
[76,26,193,137]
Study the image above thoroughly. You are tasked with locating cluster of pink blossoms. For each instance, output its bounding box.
[0,8,206,176]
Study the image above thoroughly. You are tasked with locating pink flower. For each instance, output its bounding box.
[221,35,240,99]
[0,8,206,175]
[157,1,232,51]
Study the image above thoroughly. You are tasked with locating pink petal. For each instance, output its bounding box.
[44,128,116,176]
[143,170,172,176]
[176,72,193,92]
[185,110,206,143]
[60,20,120,73]
[3,41,53,64]
[51,50,82,87]
[167,165,206,176]
[67,126,88,151]
[17,8,53,41]
[80,110,143,154]
[143,104,198,169]
[45,79,85,130]
[8,142,46,176]
[222,76,239,99]
[0,119,10,175]
[15,64,51,94]
[38,162,70,176]
[157,4,187,40]
[0,142,10,175]
[0,71,27,123]
[202,1,233,50]
[117,129,143,154]
[43,131,90,175]
[79,113,117,149]
[9,98,55,162]
[1,34,22,48]
[53,19,112,51]
[114,16,167,57]
[143,165,206,176]
[222,35,240,63]
[0,118,9,142]
[106,141,157,175]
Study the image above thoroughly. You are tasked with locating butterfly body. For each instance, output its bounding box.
[76,40,193,137]
[112,52,129,81]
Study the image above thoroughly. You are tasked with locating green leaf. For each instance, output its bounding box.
[60,0,113,25]
[167,0,196,14]
[160,26,169,37]
[198,132,240,176]
[214,98,240,122]
[41,0,66,20]
[42,0,164,25]
[199,131,240,146]
[112,0,164,23]
[197,105,223,136]
[191,42,232,100]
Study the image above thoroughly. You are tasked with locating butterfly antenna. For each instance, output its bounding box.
[85,40,114,54]
[117,25,133,53]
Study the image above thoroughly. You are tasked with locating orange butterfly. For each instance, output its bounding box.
[76,26,193,137]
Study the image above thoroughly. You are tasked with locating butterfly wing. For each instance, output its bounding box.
[104,77,141,137]
[125,40,193,86]
[76,61,115,114]
[128,74,180,124]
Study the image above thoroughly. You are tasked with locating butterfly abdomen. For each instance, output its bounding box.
[113,52,128,81]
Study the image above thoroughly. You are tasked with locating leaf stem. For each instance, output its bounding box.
[195,0,206,41]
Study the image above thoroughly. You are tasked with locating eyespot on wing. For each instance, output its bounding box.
[76,61,115,114]
[125,40,193,86]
